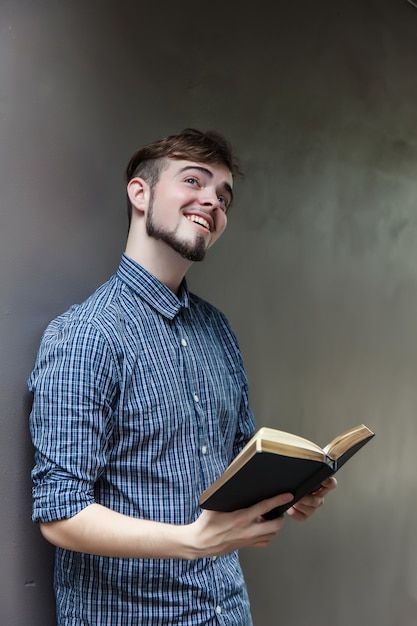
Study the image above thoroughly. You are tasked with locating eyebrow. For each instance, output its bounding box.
[177,165,234,206]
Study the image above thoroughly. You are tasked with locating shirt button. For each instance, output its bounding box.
[215,606,222,615]
[212,555,217,561]
[180,338,187,347]
[201,445,208,455]
[193,394,199,402]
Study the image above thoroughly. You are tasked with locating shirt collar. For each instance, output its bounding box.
[116,254,189,319]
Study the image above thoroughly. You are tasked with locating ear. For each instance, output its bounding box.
[127,177,151,216]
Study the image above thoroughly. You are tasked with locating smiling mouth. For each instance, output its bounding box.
[185,214,212,232]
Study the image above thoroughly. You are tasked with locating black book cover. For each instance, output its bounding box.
[200,431,374,519]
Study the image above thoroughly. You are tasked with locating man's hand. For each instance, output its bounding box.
[188,492,294,559]
[286,477,337,522]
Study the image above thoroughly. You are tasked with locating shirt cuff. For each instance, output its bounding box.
[32,480,95,523]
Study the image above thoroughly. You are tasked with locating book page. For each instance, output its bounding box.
[323,424,374,460]
[256,427,325,455]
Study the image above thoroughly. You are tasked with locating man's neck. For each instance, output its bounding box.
[124,235,192,295]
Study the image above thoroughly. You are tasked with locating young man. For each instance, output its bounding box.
[29,128,336,625]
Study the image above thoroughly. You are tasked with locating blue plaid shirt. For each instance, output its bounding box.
[29,254,255,626]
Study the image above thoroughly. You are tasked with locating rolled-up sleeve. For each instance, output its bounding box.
[28,318,118,523]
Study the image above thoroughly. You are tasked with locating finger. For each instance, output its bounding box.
[311,485,335,498]
[246,514,286,543]
[325,476,337,488]
[286,506,309,522]
[252,492,294,518]
[251,516,286,537]
[315,477,337,493]
[297,494,325,509]
[291,503,316,517]
[290,497,324,517]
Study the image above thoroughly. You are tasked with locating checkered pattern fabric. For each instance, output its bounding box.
[29,254,255,626]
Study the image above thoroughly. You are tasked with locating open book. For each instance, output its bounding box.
[200,424,374,519]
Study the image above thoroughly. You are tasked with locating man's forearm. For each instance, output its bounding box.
[40,503,195,560]
[40,491,306,560]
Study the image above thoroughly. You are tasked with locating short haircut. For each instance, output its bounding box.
[125,128,241,226]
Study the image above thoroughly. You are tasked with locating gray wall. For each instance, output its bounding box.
[1,1,417,624]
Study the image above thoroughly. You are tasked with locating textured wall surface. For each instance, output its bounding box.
[1,1,417,624]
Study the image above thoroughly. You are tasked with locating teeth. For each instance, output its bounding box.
[185,214,211,231]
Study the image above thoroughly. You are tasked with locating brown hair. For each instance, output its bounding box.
[125,128,241,226]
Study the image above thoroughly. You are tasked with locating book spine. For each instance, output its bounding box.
[328,457,337,472]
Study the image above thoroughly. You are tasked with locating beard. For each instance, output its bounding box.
[145,192,208,262]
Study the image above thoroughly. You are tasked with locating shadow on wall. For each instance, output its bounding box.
[18,391,56,625]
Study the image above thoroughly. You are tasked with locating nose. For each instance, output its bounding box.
[199,186,220,209]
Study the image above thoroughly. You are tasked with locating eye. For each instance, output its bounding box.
[217,195,229,212]
[184,176,200,186]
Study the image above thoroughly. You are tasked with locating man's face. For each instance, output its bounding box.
[145,159,233,262]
